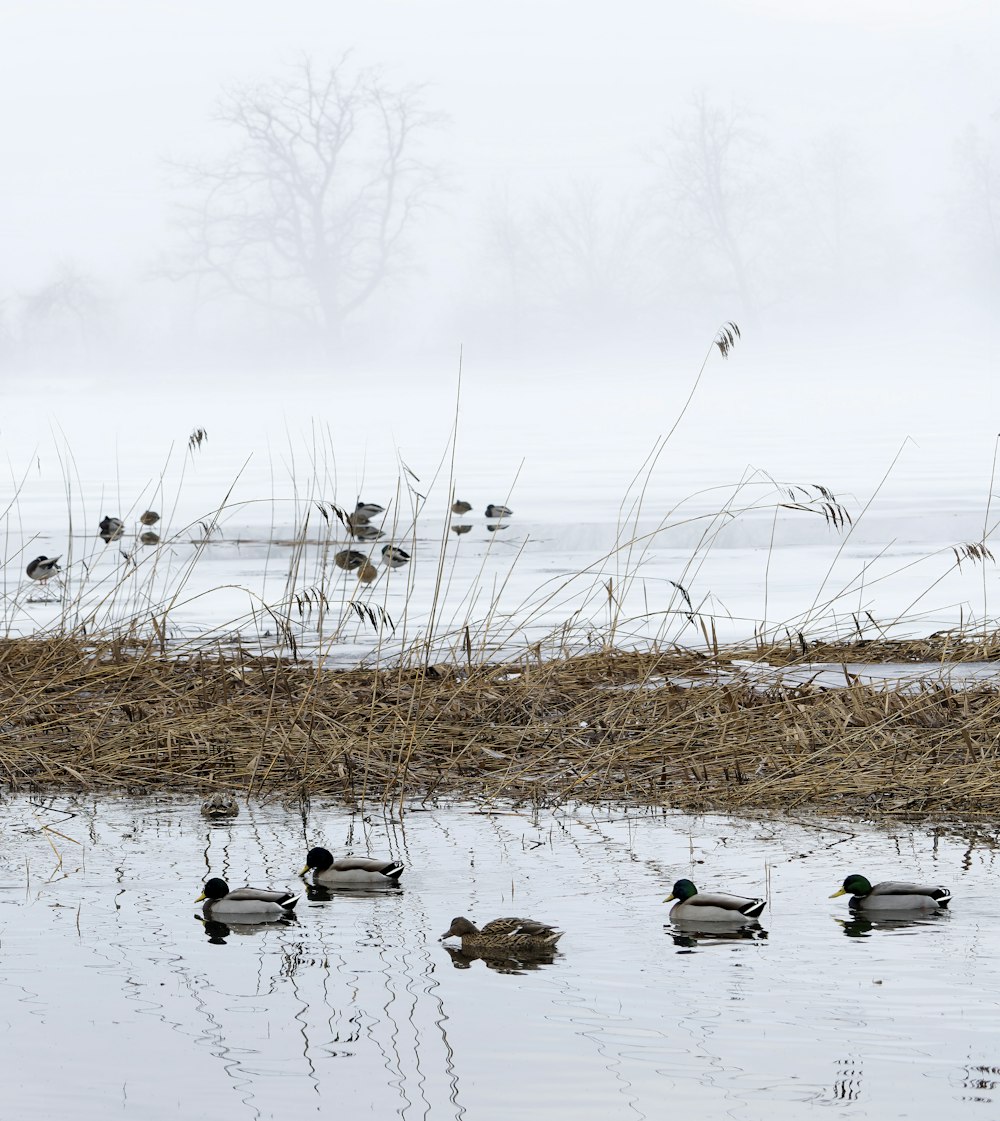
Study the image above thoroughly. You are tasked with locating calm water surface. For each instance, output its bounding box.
[1,796,997,1119]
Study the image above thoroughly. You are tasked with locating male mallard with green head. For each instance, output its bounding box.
[196,878,298,920]
[665,879,767,923]
[301,846,404,887]
[831,874,951,912]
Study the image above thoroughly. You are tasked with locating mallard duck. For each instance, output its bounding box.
[301,847,404,887]
[440,916,563,949]
[830,874,951,912]
[352,524,385,542]
[334,548,368,571]
[451,500,473,515]
[355,502,386,520]
[139,510,160,526]
[484,504,513,519]
[200,792,239,819]
[196,878,298,919]
[381,544,410,568]
[26,555,61,583]
[665,879,767,923]
[356,560,379,584]
[98,516,125,542]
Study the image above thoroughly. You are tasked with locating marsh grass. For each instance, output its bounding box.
[2,633,1000,817]
[3,326,1000,814]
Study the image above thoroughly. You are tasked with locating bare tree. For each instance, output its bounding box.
[479,181,654,344]
[651,94,777,319]
[169,56,445,344]
[19,264,111,359]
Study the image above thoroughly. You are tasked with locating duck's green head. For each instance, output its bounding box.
[197,877,230,902]
[301,847,334,876]
[830,874,873,899]
[665,878,698,903]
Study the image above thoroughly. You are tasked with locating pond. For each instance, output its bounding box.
[3,371,999,658]
[1,796,996,1119]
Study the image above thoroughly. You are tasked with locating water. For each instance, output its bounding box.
[2,795,997,1119]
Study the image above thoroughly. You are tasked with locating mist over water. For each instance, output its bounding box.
[2,2,998,647]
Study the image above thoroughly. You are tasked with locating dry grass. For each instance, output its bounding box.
[2,632,1000,819]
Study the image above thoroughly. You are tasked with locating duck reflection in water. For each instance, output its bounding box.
[198,915,297,944]
[837,912,950,939]
[441,943,561,974]
[670,925,768,949]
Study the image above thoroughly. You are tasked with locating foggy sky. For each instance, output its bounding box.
[1,0,998,377]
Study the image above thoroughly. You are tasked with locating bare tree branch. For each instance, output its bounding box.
[165,55,446,342]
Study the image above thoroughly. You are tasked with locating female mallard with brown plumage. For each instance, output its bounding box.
[440,916,563,950]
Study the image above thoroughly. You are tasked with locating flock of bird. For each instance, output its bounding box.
[192,803,953,954]
[333,499,514,585]
[195,842,566,951]
[25,496,513,591]
[25,510,162,590]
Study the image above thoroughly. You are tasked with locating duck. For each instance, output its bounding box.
[334,548,368,571]
[830,874,951,912]
[356,560,379,584]
[352,524,386,542]
[196,878,298,920]
[301,847,404,887]
[451,524,472,535]
[139,510,160,527]
[139,531,160,546]
[98,516,125,542]
[451,500,473,515]
[381,544,410,568]
[665,879,767,923]
[26,555,61,583]
[484,504,513,519]
[355,501,386,520]
[200,792,239,819]
[440,916,563,950]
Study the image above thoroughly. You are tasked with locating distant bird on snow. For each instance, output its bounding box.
[381,544,410,569]
[484,504,513,519]
[451,500,473,515]
[352,524,386,542]
[99,516,125,542]
[355,502,386,520]
[26,555,61,583]
[335,548,368,572]
[139,510,160,527]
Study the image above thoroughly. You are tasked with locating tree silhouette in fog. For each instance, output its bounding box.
[169,56,445,346]
[651,94,776,320]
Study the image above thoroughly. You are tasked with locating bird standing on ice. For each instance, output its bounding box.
[26,555,61,583]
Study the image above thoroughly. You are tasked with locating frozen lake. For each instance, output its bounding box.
[0,795,994,1120]
[3,345,998,663]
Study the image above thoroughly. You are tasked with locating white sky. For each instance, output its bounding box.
[1,1,997,286]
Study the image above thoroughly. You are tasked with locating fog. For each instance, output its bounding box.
[2,0,997,383]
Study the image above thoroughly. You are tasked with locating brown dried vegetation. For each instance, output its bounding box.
[2,633,1000,819]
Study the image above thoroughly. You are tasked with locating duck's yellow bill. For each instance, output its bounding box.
[195,891,207,902]
[663,894,676,902]
[829,887,847,898]
[299,865,309,876]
